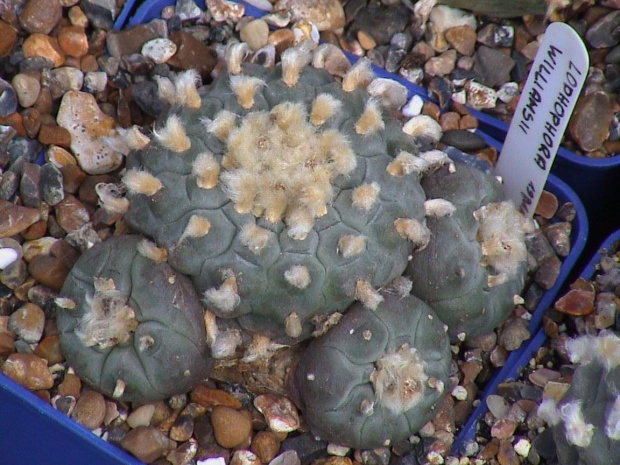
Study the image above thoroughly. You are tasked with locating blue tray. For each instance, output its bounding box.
[453,228,620,455]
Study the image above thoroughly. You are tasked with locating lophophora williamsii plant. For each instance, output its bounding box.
[55,38,532,448]
[536,332,620,465]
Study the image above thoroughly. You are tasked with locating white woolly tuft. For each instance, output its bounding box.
[122,169,163,196]
[178,215,211,244]
[386,151,429,177]
[153,114,191,152]
[606,396,620,440]
[537,397,561,426]
[355,280,383,311]
[418,150,454,171]
[204,273,240,315]
[136,239,168,263]
[338,235,366,258]
[382,276,413,297]
[174,69,202,109]
[565,335,598,365]
[212,329,243,359]
[242,334,287,363]
[595,332,620,371]
[229,75,265,109]
[121,125,151,150]
[281,46,312,87]
[155,75,176,104]
[286,208,314,240]
[394,218,431,250]
[355,99,385,135]
[559,401,594,448]
[370,343,428,415]
[220,171,258,215]
[95,182,129,215]
[310,93,342,126]
[312,43,351,77]
[351,182,380,211]
[225,42,252,75]
[207,110,238,142]
[239,223,272,254]
[366,78,408,110]
[317,129,356,175]
[285,312,303,338]
[342,57,374,92]
[424,199,456,218]
[192,151,220,189]
[475,201,528,279]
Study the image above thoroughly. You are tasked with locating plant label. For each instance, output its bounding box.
[496,22,588,217]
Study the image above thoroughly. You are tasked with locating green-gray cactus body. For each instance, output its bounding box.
[122,60,428,343]
[290,291,451,449]
[405,162,528,341]
[537,333,620,465]
[55,235,212,403]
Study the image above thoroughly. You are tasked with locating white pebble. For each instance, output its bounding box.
[451,385,468,401]
[11,73,41,108]
[513,438,531,457]
[402,114,443,142]
[401,94,424,117]
[84,71,108,94]
[0,248,18,270]
[141,38,177,64]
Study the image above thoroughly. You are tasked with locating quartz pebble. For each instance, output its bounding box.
[12,74,41,108]
[1,353,54,390]
[254,394,300,433]
[127,404,157,428]
[8,302,45,343]
[141,38,177,64]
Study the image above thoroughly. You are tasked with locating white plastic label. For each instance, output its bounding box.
[496,22,589,217]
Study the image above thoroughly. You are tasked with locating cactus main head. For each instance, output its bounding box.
[114,49,439,346]
[290,289,452,449]
[55,235,213,403]
[536,332,620,465]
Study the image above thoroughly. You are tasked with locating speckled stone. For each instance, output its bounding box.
[72,389,106,430]
[254,395,300,433]
[18,0,63,34]
[141,38,177,64]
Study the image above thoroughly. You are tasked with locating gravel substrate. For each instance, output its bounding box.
[0,0,618,464]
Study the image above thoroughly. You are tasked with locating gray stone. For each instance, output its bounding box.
[19,162,42,208]
[41,162,64,206]
[586,10,620,49]
[79,0,117,30]
[473,45,515,88]
[0,77,17,117]
[440,129,486,151]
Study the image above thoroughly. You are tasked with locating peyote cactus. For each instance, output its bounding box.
[110,46,448,348]
[55,235,213,403]
[536,332,620,465]
[405,161,529,341]
[290,289,452,449]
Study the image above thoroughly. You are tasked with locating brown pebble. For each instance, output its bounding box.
[58,372,82,398]
[22,107,42,138]
[57,25,89,58]
[439,112,460,131]
[21,219,48,241]
[169,414,195,442]
[0,20,18,57]
[251,430,281,463]
[166,439,198,465]
[554,288,595,316]
[544,222,572,257]
[268,29,295,55]
[120,426,177,463]
[8,302,45,343]
[18,0,62,34]
[0,331,16,356]
[167,31,218,79]
[33,334,64,364]
[38,124,71,148]
[459,114,478,131]
[80,54,99,72]
[325,457,353,465]
[534,255,562,290]
[497,438,520,465]
[191,385,242,409]
[498,317,530,352]
[72,389,106,430]
[357,30,376,50]
[210,406,252,449]
[54,194,91,232]
[0,113,26,137]
[0,201,41,238]
[535,190,558,219]
[444,25,477,56]
[27,254,70,291]
[491,418,517,440]
[569,91,615,152]
[528,368,561,387]
[1,353,54,390]
[22,33,65,67]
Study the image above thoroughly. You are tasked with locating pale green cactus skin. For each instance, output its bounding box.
[124,63,426,342]
[290,292,451,449]
[56,235,213,403]
[406,162,528,341]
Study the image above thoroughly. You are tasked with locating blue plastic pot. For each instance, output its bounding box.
[452,228,620,455]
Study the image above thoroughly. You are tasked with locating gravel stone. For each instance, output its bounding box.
[120,426,177,463]
[18,0,62,34]
[72,389,106,430]
[1,352,54,390]
[210,406,252,449]
[8,302,45,343]
[141,38,178,64]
